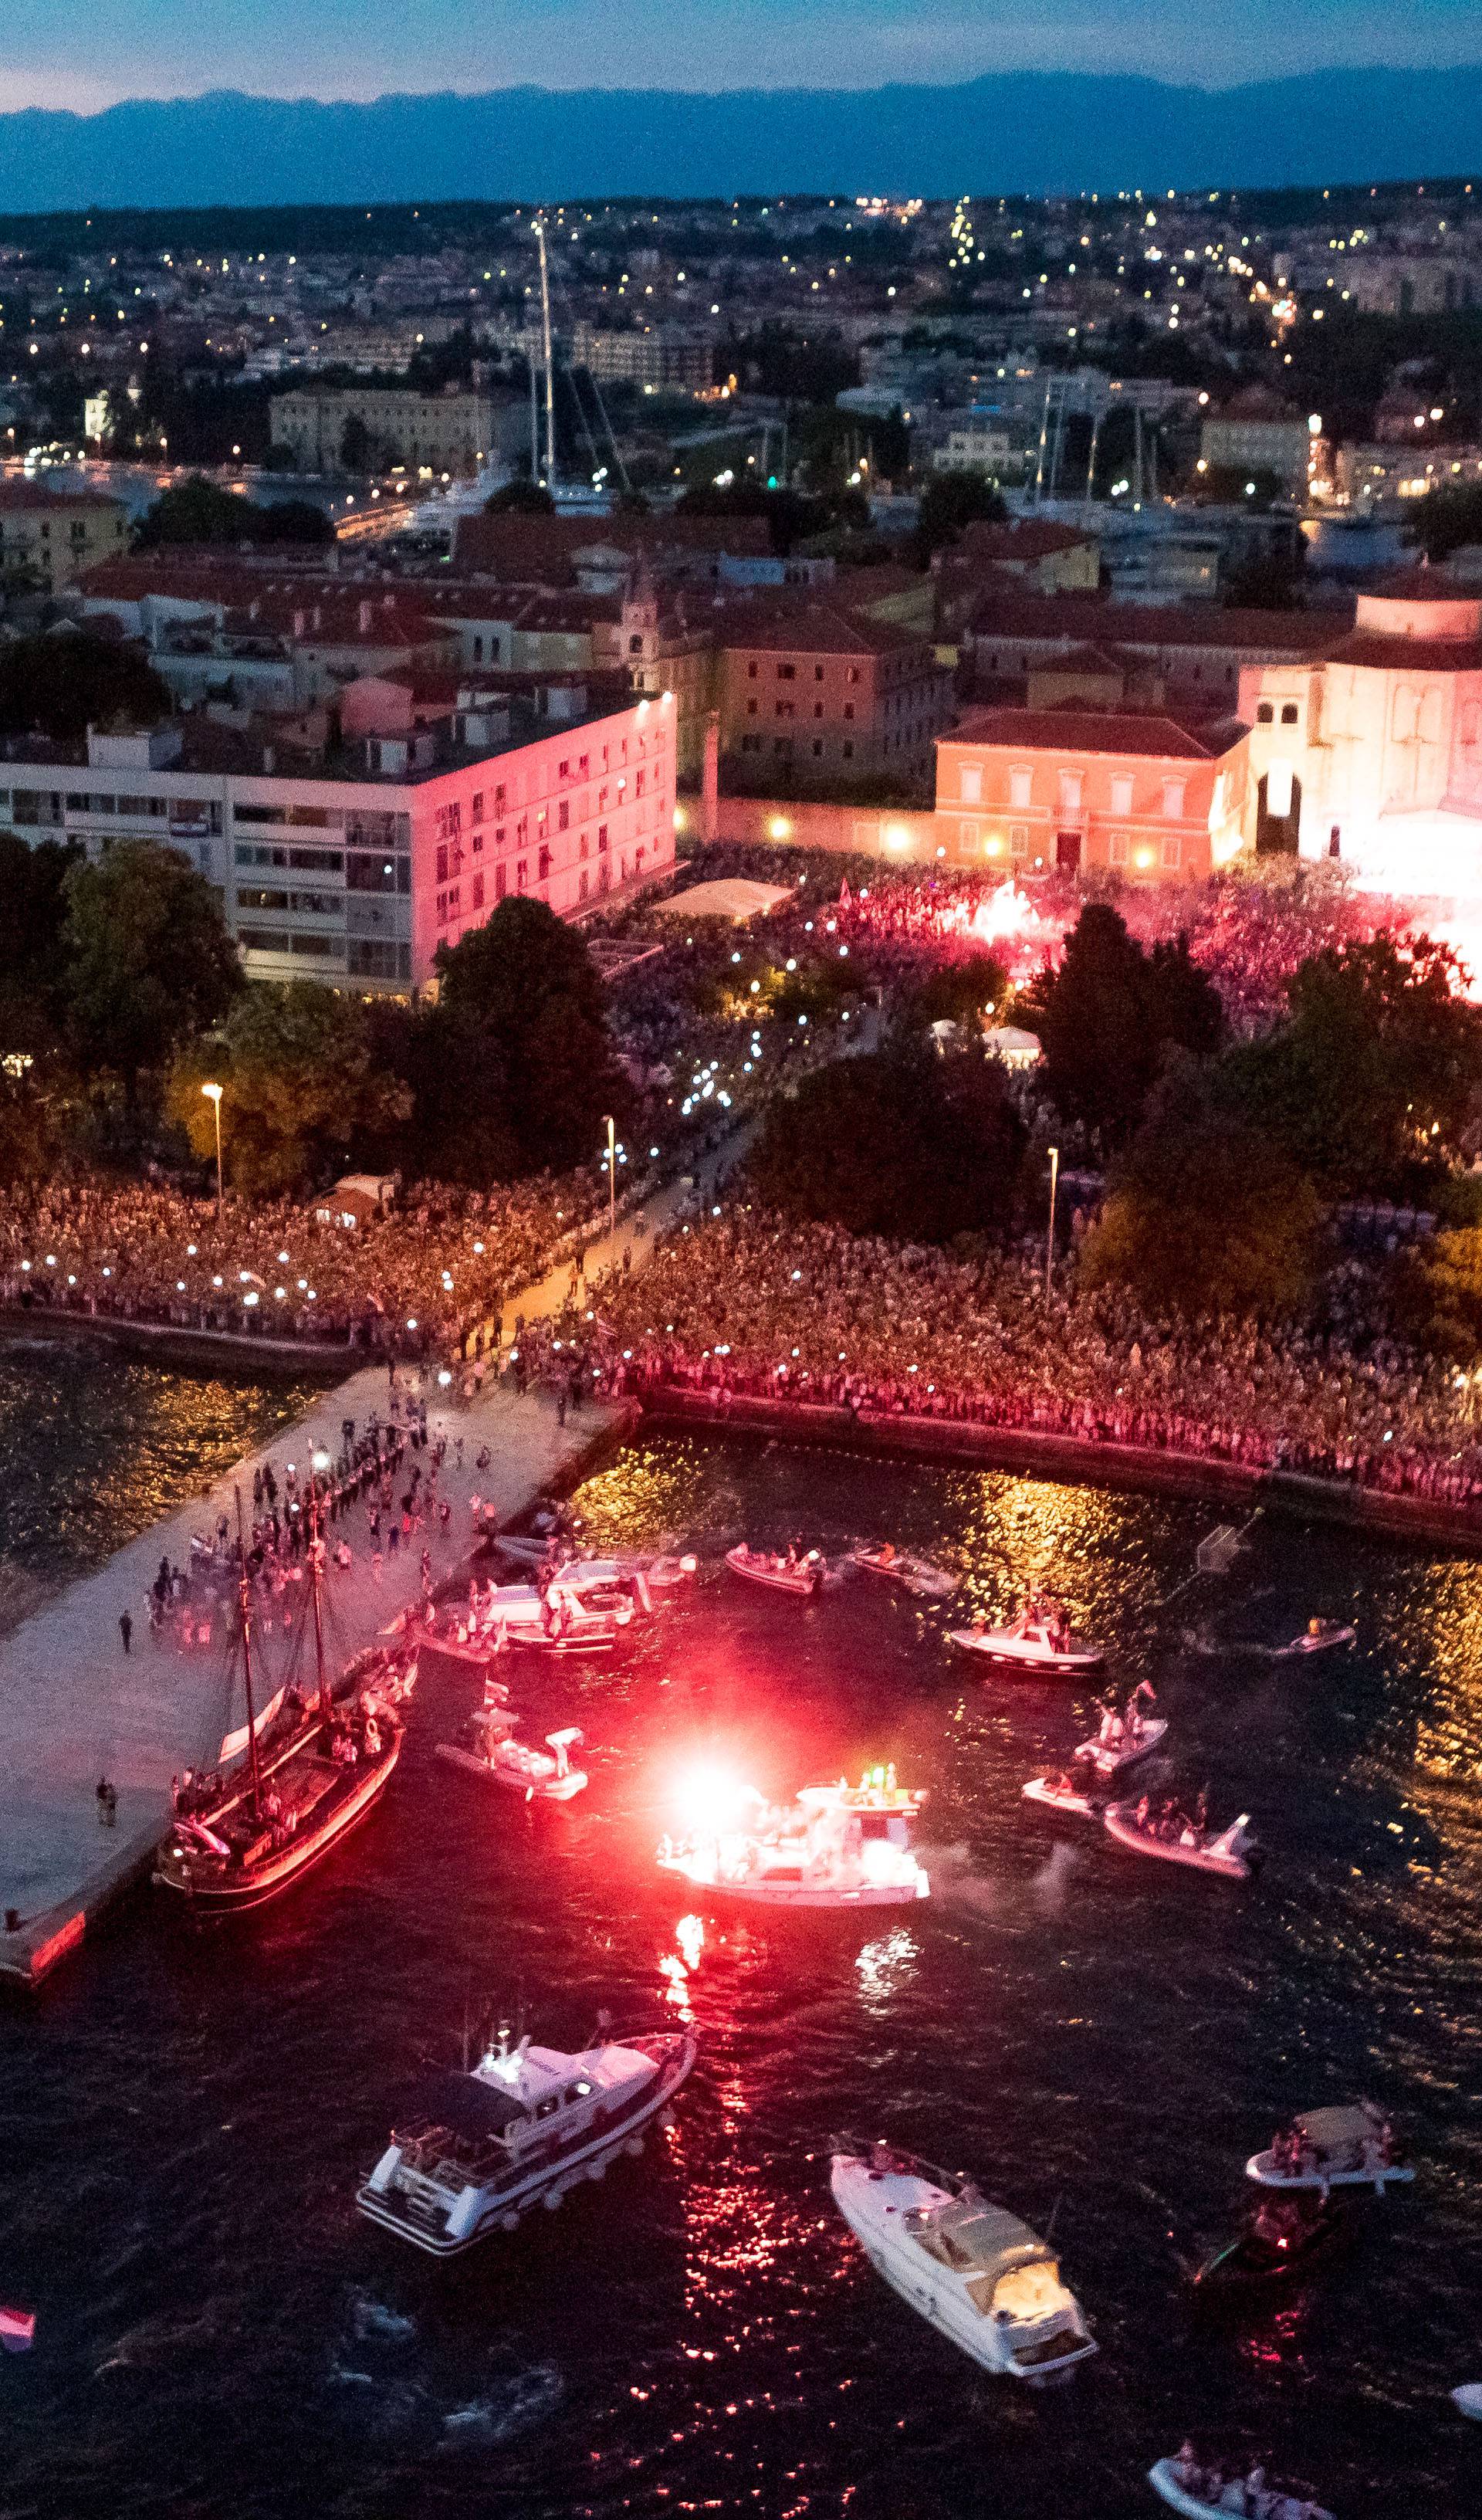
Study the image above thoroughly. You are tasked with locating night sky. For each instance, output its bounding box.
[6,0,1481,113]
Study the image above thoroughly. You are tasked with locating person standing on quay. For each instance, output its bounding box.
[118,1611,132,1656]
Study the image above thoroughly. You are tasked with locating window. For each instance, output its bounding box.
[1280,703,1299,726]
[842,741,854,760]
[814,702,824,719]
[1161,832,1183,870]
[495,862,507,899]
[960,820,980,849]
[516,858,529,892]
[843,702,854,721]
[557,800,570,830]
[774,737,793,758]
[537,844,551,880]
[777,662,796,681]
[435,843,448,883]
[1108,831,1130,867]
[1010,823,1029,857]
[472,872,485,909]
[812,739,824,756]
[846,666,861,686]
[1058,770,1083,813]
[1161,780,1186,819]
[746,661,759,679]
[775,702,795,720]
[1009,767,1033,810]
[959,765,983,804]
[740,735,760,754]
[1110,774,1134,816]
[1256,701,1274,724]
[814,664,824,680]
[471,791,484,824]
[558,758,570,781]
[597,824,609,852]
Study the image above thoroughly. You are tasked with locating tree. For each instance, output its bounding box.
[339,413,374,472]
[63,841,242,1099]
[905,950,1010,1031]
[167,983,411,1196]
[1393,1225,1482,1360]
[134,475,332,547]
[1020,906,1224,1145]
[1081,1062,1320,1316]
[748,1044,1025,1242]
[484,480,555,515]
[0,634,169,744]
[1406,482,1482,564]
[0,832,83,1048]
[422,896,629,1180]
[914,472,1007,562]
[1220,933,1482,1194]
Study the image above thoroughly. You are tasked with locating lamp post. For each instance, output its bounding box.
[201,1082,224,1221]
[1044,1144,1060,1302]
[604,1113,617,1241]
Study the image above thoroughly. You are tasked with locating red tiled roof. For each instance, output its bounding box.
[966,590,1349,653]
[0,481,127,514]
[944,706,1245,760]
[719,598,927,658]
[1325,632,1482,672]
[452,510,775,573]
[957,518,1098,561]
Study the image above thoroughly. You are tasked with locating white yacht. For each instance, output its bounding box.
[357,2020,696,2256]
[948,1599,1105,1675]
[830,2145,1096,2382]
[658,1775,929,1909]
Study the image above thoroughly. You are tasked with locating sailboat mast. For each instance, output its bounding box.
[310,1483,331,1726]
[235,1487,263,1820]
[536,218,557,490]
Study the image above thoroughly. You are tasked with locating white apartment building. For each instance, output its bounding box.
[2,696,677,993]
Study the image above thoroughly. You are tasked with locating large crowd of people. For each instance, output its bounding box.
[515,1210,1482,1512]
[0,1170,618,1356]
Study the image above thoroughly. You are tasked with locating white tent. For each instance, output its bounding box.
[651,879,795,923]
[983,1025,1043,1069]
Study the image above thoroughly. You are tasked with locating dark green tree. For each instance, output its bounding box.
[1020,905,1223,1143]
[134,475,332,547]
[0,832,83,1047]
[913,471,1008,561]
[1406,483,1482,564]
[1082,1061,1320,1316]
[905,950,1010,1031]
[484,480,555,515]
[1219,933,1482,1193]
[423,896,629,1179]
[0,635,169,743]
[167,983,411,1196]
[63,840,242,1099]
[748,1044,1024,1241]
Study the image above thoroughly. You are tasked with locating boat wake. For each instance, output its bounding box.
[439,2364,564,2448]
[350,2289,416,2344]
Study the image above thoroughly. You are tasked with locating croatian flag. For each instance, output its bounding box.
[0,2305,35,2352]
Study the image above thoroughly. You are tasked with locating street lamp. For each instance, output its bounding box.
[1044,1144,1060,1302]
[201,1082,224,1220]
[604,1113,617,1241]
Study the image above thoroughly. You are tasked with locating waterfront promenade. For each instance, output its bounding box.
[0,1365,630,1990]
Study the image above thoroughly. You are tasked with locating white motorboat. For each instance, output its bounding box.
[726,1543,829,1596]
[1149,2458,1333,2520]
[1271,1620,1356,1661]
[1102,1801,1261,1881]
[437,1713,587,1802]
[1075,1716,1167,1780]
[658,1773,929,1909]
[1023,1773,1101,1818]
[947,1601,1105,1675]
[1245,2102,1413,2193]
[848,1545,957,1599]
[830,2145,1096,2383]
[357,2018,695,2256]
[1452,2383,1482,2421]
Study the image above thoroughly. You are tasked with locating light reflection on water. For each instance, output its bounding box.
[2,1417,1481,2517]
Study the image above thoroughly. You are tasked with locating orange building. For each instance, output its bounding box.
[934,706,1250,880]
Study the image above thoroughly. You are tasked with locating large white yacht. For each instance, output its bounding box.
[830,2144,1097,2382]
[357,2020,697,2256]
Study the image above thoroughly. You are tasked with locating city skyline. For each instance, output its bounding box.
[2,0,1481,116]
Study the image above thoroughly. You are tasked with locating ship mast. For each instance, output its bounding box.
[310,1480,331,1727]
[535,216,557,491]
[235,1487,263,1821]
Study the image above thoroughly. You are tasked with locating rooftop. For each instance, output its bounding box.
[945,705,1247,760]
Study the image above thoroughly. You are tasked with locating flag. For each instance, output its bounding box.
[0,2306,36,2352]
[838,878,851,909]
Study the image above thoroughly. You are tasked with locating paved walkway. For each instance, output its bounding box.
[0,1366,628,1983]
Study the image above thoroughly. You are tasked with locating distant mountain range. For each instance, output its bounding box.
[0,71,1477,211]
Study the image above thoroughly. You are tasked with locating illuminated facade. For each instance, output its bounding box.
[1237,577,1482,898]
[936,708,1249,881]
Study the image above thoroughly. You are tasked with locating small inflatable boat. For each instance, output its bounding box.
[1022,1773,1101,1819]
[1103,1803,1261,1882]
[1149,2459,1333,2520]
[1271,1620,1356,1661]
[848,1545,957,1599]
[726,1544,829,1596]
[1075,1716,1167,1780]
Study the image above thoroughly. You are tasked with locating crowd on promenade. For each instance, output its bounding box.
[516,1210,1482,1512]
[0,1169,620,1357]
